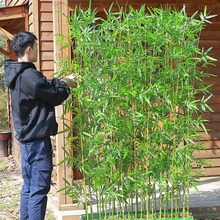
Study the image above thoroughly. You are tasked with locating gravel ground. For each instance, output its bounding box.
[0,156,56,220]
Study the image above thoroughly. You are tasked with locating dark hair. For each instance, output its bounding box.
[11,31,37,57]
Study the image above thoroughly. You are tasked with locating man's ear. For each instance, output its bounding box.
[25,46,31,53]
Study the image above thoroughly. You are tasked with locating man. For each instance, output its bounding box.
[4,31,73,220]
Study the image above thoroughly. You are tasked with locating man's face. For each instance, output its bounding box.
[29,41,38,63]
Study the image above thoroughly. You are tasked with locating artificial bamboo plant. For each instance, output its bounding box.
[57,4,216,220]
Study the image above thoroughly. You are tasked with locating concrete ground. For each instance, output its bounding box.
[190,176,220,219]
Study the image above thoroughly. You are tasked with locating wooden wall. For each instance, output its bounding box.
[28,0,54,78]
[39,0,54,78]
[195,3,220,176]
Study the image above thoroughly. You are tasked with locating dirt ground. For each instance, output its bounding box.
[0,156,56,220]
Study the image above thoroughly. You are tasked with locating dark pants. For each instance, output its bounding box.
[19,137,53,220]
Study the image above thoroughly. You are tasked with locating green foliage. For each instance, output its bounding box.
[0,35,8,130]
[0,89,9,130]
[58,5,216,219]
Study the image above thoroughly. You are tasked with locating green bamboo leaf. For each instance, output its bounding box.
[83,132,93,138]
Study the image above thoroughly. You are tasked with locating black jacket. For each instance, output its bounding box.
[4,60,70,142]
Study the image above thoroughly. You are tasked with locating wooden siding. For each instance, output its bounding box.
[68,0,219,16]
[28,0,41,70]
[198,8,220,176]
[39,0,54,78]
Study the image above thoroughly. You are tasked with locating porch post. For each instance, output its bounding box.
[52,0,74,210]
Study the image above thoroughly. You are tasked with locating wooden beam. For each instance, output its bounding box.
[0,27,13,40]
[0,5,26,21]
[0,47,9,56]
[0,13,25,20]
[53,0,73,207]
[32,0,40,71]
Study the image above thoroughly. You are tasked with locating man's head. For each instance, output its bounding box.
[11,31,38,62]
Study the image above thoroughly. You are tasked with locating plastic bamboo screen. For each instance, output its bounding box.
[57,5,216,220]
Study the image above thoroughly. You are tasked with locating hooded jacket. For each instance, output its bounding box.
[4,60,70,142]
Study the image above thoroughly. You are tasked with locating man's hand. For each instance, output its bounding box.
[61,74,76,88]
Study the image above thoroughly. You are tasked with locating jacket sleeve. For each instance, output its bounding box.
[36,77,70,106]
